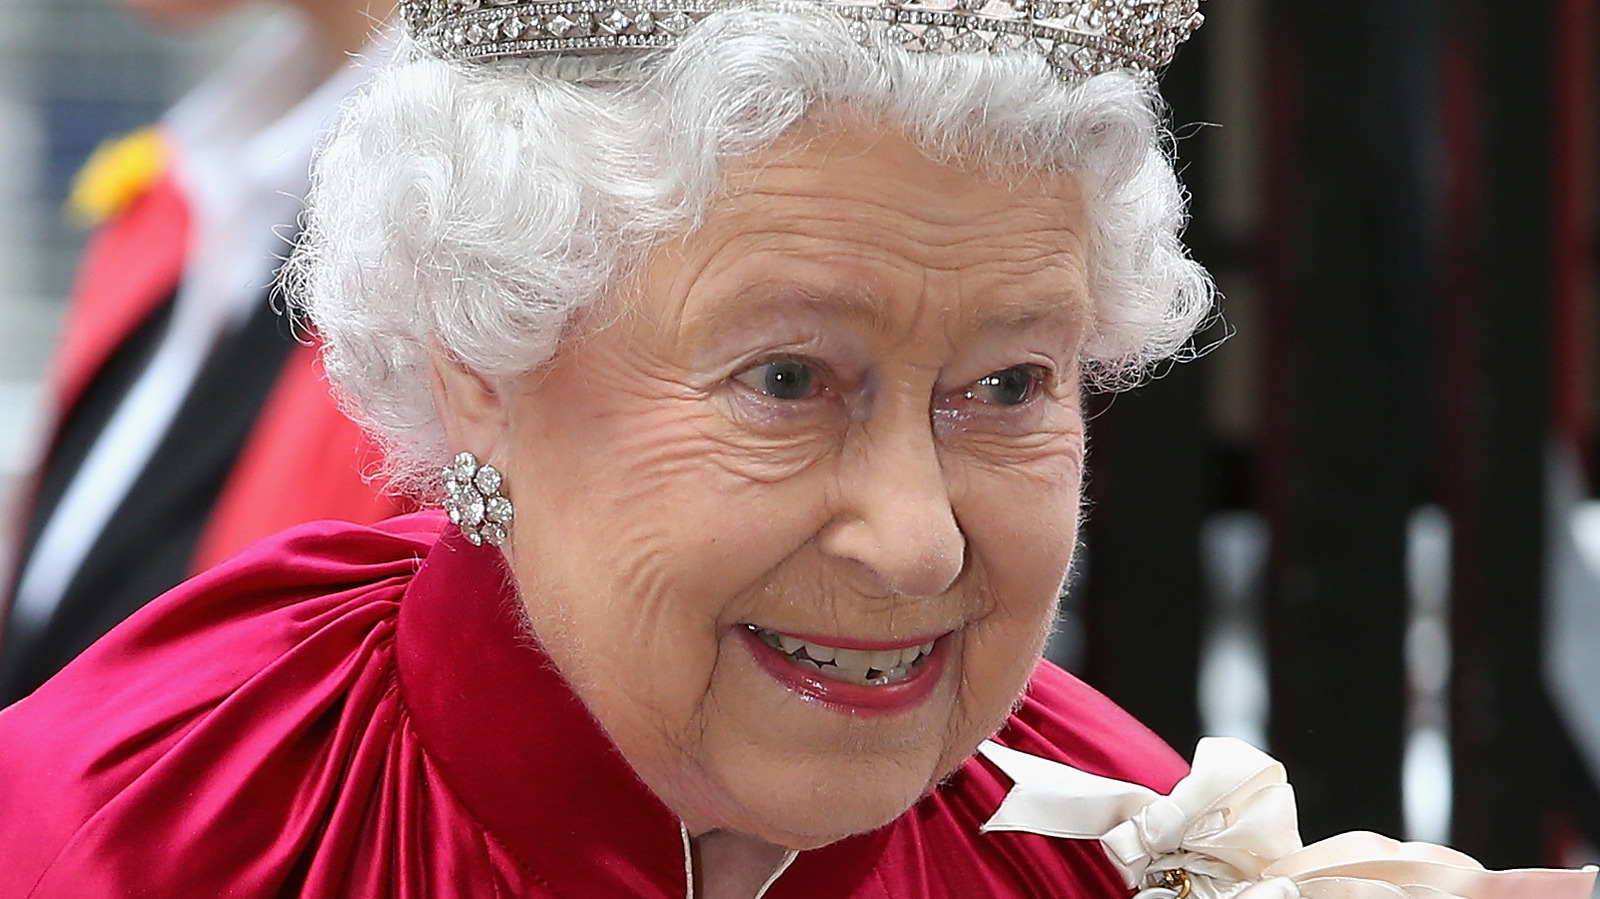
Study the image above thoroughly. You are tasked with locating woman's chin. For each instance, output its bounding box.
[712,761,945,851]
[732,804,908,852]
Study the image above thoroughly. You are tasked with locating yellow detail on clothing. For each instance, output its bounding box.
[66,127,168,228]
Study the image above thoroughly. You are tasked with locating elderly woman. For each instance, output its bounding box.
[0,1,1594,897]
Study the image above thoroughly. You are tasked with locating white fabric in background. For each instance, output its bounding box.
[11,12,384,634]
[1547,444,1600,798]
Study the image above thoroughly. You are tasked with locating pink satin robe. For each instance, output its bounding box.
[0,512,1187,897]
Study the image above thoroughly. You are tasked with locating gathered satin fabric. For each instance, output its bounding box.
[0,512,1188,897]
[979,738,1598,899]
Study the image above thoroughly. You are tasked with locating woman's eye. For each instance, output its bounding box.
[966,365,1045,407]
[734,359,822,400]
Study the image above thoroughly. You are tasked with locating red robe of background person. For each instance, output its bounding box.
[43,170,402,576]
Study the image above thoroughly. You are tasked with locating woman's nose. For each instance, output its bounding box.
[817,416,966,599]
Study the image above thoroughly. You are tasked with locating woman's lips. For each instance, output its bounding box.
[740,624,948,715]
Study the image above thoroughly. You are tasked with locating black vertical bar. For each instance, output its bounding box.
[1444,0,1560,866]
[1259,1,1432,841]
[1077,30,1211,755]
[1080,377,1206,754]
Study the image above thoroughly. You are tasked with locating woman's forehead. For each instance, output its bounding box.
[643,122,1081,278]
[717,123,1083,219]
[633,125,1092,331]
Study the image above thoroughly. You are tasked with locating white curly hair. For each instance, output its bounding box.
[286,7,1215,497]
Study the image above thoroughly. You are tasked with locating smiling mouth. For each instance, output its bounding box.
[744,625,937,687]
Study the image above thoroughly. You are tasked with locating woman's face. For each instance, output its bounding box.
[488,125,1091,849]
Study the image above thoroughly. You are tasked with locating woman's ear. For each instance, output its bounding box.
[427,350,509,459]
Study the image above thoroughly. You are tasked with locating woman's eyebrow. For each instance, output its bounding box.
[688,281,1085,341]
[699,283,888,330]
[967,288,1090,336]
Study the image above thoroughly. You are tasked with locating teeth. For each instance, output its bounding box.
[866,648,903,672]
[748,626,936,687]
[833,647,871,672]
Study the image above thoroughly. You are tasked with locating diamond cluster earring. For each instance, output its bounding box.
[441,451,514,546]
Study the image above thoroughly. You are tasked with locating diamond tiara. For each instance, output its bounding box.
[401,0,1204,79]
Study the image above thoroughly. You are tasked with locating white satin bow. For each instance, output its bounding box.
[977,737,1597,899]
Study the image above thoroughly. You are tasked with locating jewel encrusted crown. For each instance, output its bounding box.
[402,0,1203,79]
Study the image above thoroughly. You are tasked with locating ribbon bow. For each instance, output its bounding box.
[977,738,1597,899]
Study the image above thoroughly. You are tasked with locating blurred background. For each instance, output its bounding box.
[0,0,1597,878]
[0,0,266,582]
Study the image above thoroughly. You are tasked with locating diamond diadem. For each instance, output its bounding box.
[400,0,1204,79]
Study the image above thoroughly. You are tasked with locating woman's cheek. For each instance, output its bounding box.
[951,442,1083,631]
[703,391,850,484]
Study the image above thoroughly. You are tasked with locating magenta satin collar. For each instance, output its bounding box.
[394,519,888,896]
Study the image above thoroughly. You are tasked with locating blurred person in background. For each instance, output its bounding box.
[0,0,404,705]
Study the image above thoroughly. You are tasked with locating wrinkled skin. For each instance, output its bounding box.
[431,125,1095,874]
